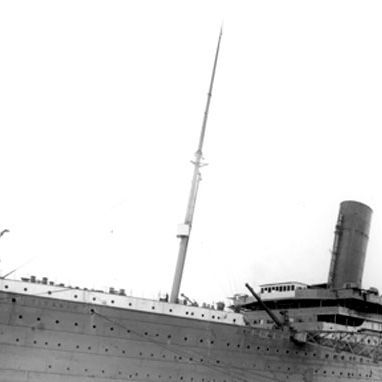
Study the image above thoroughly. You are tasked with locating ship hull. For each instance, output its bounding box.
[0,290,381,382]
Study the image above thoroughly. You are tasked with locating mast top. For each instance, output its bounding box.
[196,26,223,155]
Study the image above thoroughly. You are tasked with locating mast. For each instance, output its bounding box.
[170,28,223,303]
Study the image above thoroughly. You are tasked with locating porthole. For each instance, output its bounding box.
[18,315,23,319]
[24,288,28,291]
[4,285,8,289]
[110,327,114,331]
[12,298,16,303]
[48,365,52,369]
[37,317,41,321]
[169,309,173,312]
[92,325,96,329]
[48,291,52,295]
[33,340,37,344]
[233,318,236,323]
[152,306,155,310]
[111,300,115,304]
[92,297,96,301]
[184,337,188,341]
[74,294,78,298]
[55,320,60,324]
[57,343,61,347]
[105,348,109,352]
[74,322,78,326]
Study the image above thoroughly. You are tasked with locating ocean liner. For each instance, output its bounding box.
[1,32,382,382]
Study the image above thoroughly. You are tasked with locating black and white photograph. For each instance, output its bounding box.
[1,1,382,380]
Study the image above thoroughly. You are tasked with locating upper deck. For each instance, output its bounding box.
[0,277,246,327]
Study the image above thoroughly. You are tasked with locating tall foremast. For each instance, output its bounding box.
[169,28,223,304]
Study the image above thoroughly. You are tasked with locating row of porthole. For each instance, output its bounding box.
[15,335,245,370]
[7,288,236,323]
[324,352,366,363]
[13,336,375,379]
[9,302,372,366]
[16,315,219,345]
[11,315,368,365]
[14,335,215,362]
[11,314,371,365]
[45,365,224,382]
[313,369,372,378]
[15,337,131,354]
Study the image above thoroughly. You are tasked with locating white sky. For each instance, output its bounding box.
[1,1,382,304]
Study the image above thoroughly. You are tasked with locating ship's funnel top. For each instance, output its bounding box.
[328,201,372,290]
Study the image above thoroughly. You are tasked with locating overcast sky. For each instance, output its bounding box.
[1,1,382,304]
